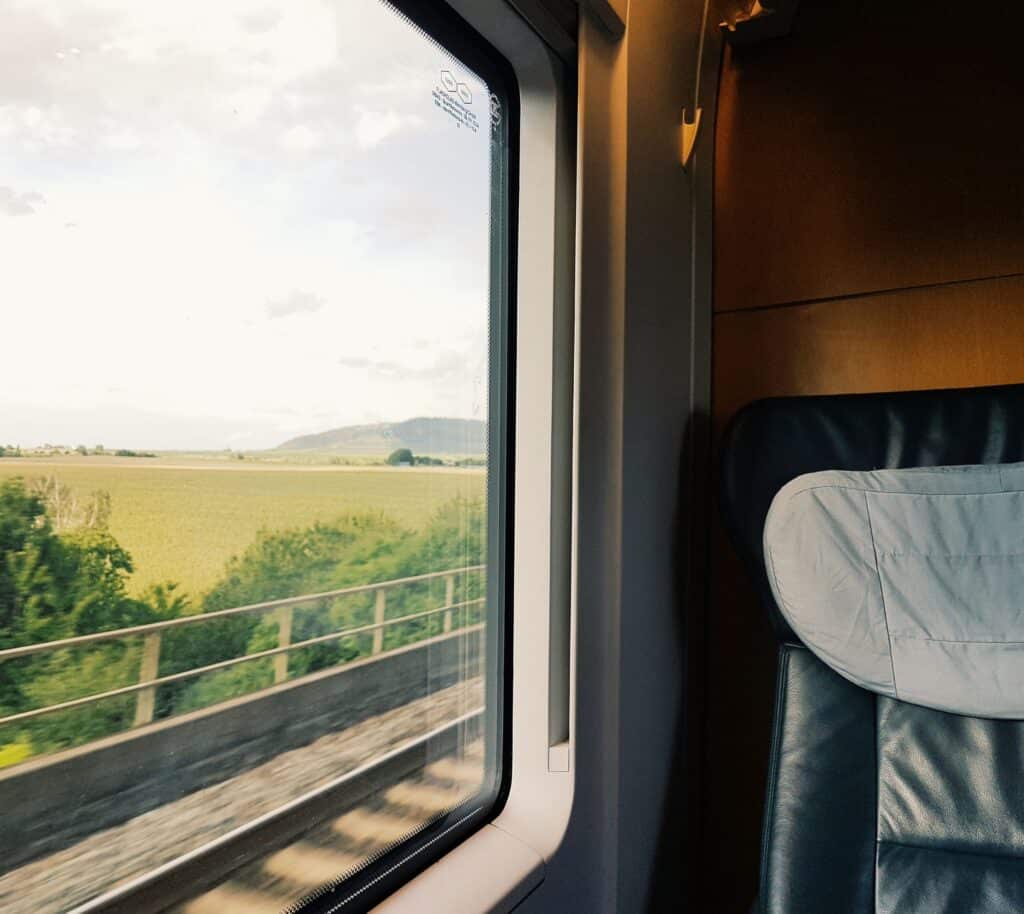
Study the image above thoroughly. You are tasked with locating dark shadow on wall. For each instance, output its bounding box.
[645,405,713,913]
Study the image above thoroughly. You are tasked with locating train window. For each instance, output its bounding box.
[0,0,514,911]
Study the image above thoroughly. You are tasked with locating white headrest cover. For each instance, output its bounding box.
[764,462,1024,718]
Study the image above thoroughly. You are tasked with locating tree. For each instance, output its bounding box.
[0,478,158,751]
[30,476,111,532]
[386,448,414,466]
[0,480,68,670]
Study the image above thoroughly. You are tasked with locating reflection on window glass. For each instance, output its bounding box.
[0,0,509,910]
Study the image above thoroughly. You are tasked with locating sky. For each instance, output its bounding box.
[0,0,495,450]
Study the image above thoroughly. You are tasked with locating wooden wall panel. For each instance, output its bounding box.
[715,275,1024,424]
[716,0,1024,313]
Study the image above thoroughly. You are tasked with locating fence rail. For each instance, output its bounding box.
[0,565,486,729]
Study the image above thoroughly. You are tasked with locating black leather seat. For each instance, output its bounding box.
[720,383,1024,914]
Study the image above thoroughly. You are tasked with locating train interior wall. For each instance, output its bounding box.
[701,2,1024,910]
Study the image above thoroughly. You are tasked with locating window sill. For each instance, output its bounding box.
[370,823,544,913]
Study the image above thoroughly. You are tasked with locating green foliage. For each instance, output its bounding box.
[0,471,488,764]
[205,513,411,609]
[386,448,414,466]
[377,497,487,647]
[20,643,140,753]
[168,514,412,708]
[174,659,275,713]
[163,499,487,715]
[0,478,162,749]
[0,481,64,642]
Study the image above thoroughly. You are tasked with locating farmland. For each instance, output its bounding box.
[0,457,485,597]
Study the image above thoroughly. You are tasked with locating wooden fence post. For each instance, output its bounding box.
[133,632,162,727]
[444,574,455,633]
[373,589,386,654]
[274,606,293,684]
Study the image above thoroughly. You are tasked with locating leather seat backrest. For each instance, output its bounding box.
[721,383,1024,639]
[719,383,1024,914]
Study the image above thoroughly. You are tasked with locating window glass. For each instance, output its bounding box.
[0,0,511,910]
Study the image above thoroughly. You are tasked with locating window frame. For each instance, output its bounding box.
[283,2,522,908]
[369,0,578,908]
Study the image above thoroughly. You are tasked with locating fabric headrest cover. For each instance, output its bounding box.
[764,461,1024,718]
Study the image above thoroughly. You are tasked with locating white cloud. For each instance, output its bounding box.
[0,186,44,216]
[3,104,76,147]
[354,108,422,149]
[266,290,327,319]
[226,86,273,126]
[101,129,141,150]
[236,7,283,35]
[279,123,320,153]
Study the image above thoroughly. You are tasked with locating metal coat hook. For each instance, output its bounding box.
[681,108,703,169]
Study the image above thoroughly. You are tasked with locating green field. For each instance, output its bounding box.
[0,459,485,597]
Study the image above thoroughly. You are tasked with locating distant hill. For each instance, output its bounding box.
[276,418,487,455]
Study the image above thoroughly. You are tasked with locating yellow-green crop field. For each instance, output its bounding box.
[0,458,485,598]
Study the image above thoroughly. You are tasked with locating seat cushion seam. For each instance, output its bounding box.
[864,492,898,697]
[878,837,1024,865]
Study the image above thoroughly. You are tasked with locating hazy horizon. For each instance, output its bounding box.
[0,413,488,452]
[1,0,493,451]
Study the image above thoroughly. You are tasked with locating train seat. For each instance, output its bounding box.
[720,383,1024,914]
